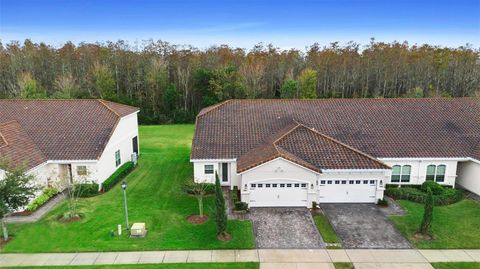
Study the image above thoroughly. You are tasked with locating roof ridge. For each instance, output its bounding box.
[197,99,233,118]
[97,99,121,117]
[272,122,302,144]
[293,123,390,169]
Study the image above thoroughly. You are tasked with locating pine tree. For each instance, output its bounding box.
[214,172,228,238]
[420,188,434,235]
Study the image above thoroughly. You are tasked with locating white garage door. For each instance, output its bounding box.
[249,181,308,207]
[318,179,377,203]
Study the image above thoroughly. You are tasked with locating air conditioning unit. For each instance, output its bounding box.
[130,222,147,237]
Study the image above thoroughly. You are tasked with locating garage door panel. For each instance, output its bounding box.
[318,180,377,203]
[249,180,308,207]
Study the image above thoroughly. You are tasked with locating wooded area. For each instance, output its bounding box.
[0,39,479,123]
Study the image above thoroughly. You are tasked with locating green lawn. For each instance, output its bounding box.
[313,213,340,244]
[6,263,259,269]
[2,125,255,253]
[390,199,480,249]
[431,263,480,269]
[334,263,354,269]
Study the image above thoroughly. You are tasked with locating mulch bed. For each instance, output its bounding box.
[217,232,232,241]
[11,210,33,216]
[0,236,13,247]
[57,214,82,223]
[414,232,434,241]
[187,215,209,224]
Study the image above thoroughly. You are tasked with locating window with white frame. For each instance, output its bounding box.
[426,164,446,182]
[391,165,411,183]
[204,164,214,174]
[115,150,121,167]
[77,165,87,176]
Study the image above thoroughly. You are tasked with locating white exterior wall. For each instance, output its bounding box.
[380,158,459,186]
[192,159,240,187]
[95,113,139,185]
[240,158,319,208]
[457,160,480,195]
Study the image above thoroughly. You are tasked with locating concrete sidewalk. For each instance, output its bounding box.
[0,249,478,268]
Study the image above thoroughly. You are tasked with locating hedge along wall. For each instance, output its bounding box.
[385,185,464,206]
[101,161,135,192]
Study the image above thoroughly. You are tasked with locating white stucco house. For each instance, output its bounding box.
[0,99,139,190]
[191,98,480,208]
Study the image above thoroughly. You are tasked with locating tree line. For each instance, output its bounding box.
[0,39,478,124]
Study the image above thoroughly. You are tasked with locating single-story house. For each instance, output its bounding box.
[191,98,480,208]
[0,99,139,189]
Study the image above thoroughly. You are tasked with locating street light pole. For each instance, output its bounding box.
[121,181,129,230]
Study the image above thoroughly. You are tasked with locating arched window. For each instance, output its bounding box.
[401,165,411,183]
[391,165,401,182]
[436,165,446,182]
[426,164,446,182]
[391,165,411,183]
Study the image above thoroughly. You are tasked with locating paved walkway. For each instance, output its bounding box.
[4,192,65,224]
[0,249,479,268]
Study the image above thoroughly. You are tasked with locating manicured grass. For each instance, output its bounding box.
[334,262,354,269]
[313,213,340,244]
[6,263,259,269]
[390,199,480,249]
[2,125,255,253]
[431,262,480,269]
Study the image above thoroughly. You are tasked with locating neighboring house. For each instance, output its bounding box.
[0,99,139,190]
[191,98,480,208]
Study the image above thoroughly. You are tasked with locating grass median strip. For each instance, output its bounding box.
[431,262,480,269]
[313,212,340,247]
[3,263,260,269]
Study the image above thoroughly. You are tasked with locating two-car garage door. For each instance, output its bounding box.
[249,181,308,207]
[318,179,377,203]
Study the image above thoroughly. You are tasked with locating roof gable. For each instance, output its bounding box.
[0,121,47,170]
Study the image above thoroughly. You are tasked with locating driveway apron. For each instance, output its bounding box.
[322,203,411,249]
[248,207,325,249]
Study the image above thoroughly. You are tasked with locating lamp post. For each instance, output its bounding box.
[121,181,129,230]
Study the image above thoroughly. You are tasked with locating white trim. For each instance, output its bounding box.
[467,157,480,164]
[238,157,322,175]
[47,160,97,164]
[119,111,139,120]
[190,159,236,162]
[321,169,390,173]
[379,157,470,161]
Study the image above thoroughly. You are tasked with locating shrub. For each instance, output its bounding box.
[385,184,463,206]
[234,201,248,211]
[231,186,240,204]
[101,161,134,191]
[421,181,444,195]
[312,201,318,209]
[74,183,99,197]
[26,187,59,212]
[377,198,389,207]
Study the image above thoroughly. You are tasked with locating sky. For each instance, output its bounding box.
[0,0,479,50]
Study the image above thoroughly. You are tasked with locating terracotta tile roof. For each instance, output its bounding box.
[192,98,480,171]
[237,123,389,173]
[0,121,47,170]
[0,99,138,170]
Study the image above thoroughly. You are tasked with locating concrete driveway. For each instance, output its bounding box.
[248,208,325,249]
[321,203,411,249]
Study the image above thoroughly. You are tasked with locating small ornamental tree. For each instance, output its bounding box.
[419,188,434,236]
[186,181,210,217]
[214,172,228,240]
[0,160,37,241]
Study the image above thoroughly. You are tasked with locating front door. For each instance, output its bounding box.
[221,163,229,183]
[132,136,139,154]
